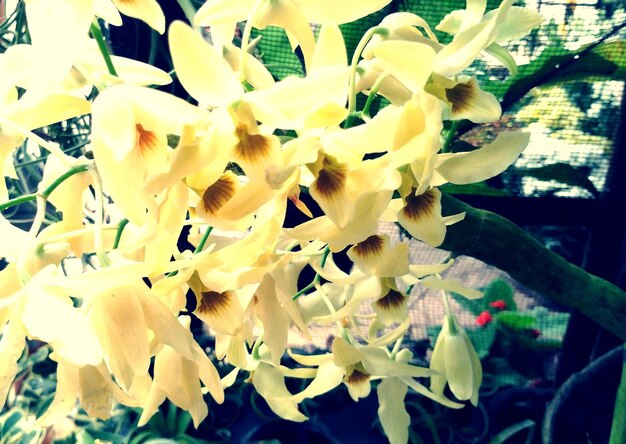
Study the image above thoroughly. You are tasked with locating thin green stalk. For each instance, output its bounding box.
[362,70,389,118]
[42,164,90,197]
[175,0,198,28]
[16,140,89,168]
[0,194,35,212]
[165,226,213,278]
[609,343,626,444]
[112,218,129,250]
[239,0,265,83]
[292,246,330,300]
[90,19,118,77]
[194,226,213,253]
[346,26,389,120]
[441,120,459,153]
[148,29,159,67]
[0,164,89,212]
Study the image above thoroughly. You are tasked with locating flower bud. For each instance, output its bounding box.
[430,314,482,406]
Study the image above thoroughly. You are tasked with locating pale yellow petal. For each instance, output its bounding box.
[372,40,436,92]
[22,287,102,366]
[345,367,371,401]
[245,67,348,129]
[113,0,165,34]
[295,0,392,25]
[195,290,244,335]
[362,348,431,378]
[94,0,123,26]
[6,94,91,132]
[290,361,344,403]
[36,359,79,426]
[255,276,289,365]
[311,25,347,71]
[444,331,473,400]
[348,235,409,277]
[0,321,27,411]
[435,131,530,184]
[488,6,544,44]
[377,378,409,444]
[419,277,483,300]
[400,376,464,409]
[397,188,446,247]
[169,21,242,107]
[252,362,307,422]
[433,0,513,76]
[331,337,365,367]
[193,1,253,42]
[78,365,114,419]
[257,0,316,70]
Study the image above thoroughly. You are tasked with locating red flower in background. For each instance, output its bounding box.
[489,300,507,310]
[476,311,493,327]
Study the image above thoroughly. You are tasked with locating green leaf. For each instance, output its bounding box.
[175,410,193,436]
[165,403,179,435]
[466,322,497,359]
[529,307,570,342]
[1,410,24,436]
[494,312,536,330]
[75,430,97,444]
[495,39,626,112]
[488,419,536,444]
[510,163,599,198]
[129,430,159,444]
[483,279,517,312]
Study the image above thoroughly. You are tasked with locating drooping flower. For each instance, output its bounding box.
[430,313,482,406]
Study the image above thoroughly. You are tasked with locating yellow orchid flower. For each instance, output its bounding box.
[36,357,125,425]
[433,0,543,76]
[347,234,409,278]
[0,72,90,202]
[425,74,501,123]
[137,316,224,428]
[91,84,209,225]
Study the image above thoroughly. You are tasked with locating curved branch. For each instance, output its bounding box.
[440,193,626,340]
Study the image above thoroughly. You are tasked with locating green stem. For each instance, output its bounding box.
[609,343,626,444]
[148,29,159,67]
[90,19,118,77]
[239,0,265,83]
[292,246,330,300]
[251,333,264,361]
[113,218,129,250]
[42,164,90,197]
[165,226,213,278]
[175,0,198,28]
[0,164,89,212]
[440,193,626,340]
[346,26,389,120]
[0,195,35,212]
[441,120,459,153]
[194,226,213,253]
[361,70,389,118]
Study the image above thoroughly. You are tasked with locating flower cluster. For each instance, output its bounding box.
[0,0,542,442]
